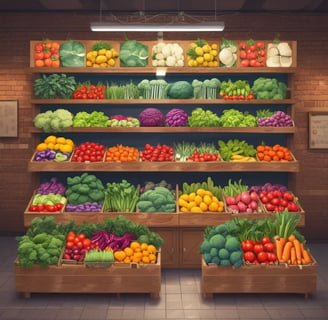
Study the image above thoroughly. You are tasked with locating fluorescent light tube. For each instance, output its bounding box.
[90,22,224,32]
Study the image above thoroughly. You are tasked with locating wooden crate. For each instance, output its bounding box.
[15,251,161,299]
[201,256,317,298]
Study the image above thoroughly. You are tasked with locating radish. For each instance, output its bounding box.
[240,191,251,204]
[250,191,258,201]
[225,196,236,205]
[228,205,239,212]
[249,200,258,210]
[237,201,247,212]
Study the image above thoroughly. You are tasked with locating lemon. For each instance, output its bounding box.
[187,201,197,211]
[194,195,203,205]
[202,44,211,53]
[196,189,206,197]
[36,142,48,152]
[209,202,219,212]
[178,198,189,208]
[56,137,66,144]
[188,192,196,201]
[44,135,57,144]
[195,46,204,56]
[203,195,213,205]
[65,139,74,146]
[60,144,73,153]
[211,43,218,50]
[199,202,208,211]
[190,206,202,212]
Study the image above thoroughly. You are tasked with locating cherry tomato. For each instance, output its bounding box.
[253,244,264,254]
[83,238,91,248]
[261,237,271,245]
[78,234,86,241]
[244,251,256,262]
[264,242,275,252]
[65,241,74,249]
[257,251,268,262]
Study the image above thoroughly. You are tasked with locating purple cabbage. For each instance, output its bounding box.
[65,202,102,212]
[258,111,293,127]
[138,108,165,127]
[36,177,67,195]
[91,231,136,250]
[165,108,188,127]
[249,183,288,194]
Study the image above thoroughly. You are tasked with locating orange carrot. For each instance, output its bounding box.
[290,247,296,265]
[275,237,286,262]
[288,234,296,242]
[293,239,302,264]
[300,243,312,264]
[282,241,293,263]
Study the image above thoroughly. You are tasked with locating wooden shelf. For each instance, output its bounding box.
[27,160,300,172]
[28,67,298,74]
[29,126,297,134]
[31,98,296,105]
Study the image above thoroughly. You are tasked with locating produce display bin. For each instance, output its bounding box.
[201,256,317,298]
[15,251,161,299]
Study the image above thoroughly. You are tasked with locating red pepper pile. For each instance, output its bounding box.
[239,39,266,67]
[34,40,60,67]
[71,142,105,162]
[259,190,300,212]
[72,84,106,99]
[140,144,174,161]
[187,150,219,162]
[242,237,277,264]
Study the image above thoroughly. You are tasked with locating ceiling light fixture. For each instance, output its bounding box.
[90,21,225,32]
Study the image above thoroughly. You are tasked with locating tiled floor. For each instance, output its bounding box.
[0,236,327,320]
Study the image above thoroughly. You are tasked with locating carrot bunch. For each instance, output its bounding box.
[275,234,312,265]
[256,144,294,162]
[105,144,139,162]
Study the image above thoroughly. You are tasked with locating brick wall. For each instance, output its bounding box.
[0,12,327,239]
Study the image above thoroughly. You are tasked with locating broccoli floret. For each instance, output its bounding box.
[225,237,241,252]
[200,239,211,254]
[230,250,243,265]
[209,234,225,249]
[220,259,231,267]
[218,248,230,260]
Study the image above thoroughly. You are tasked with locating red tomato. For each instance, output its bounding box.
[37,204,44,212]
[83,238,91,248]
[76,241,84,249]
[28,205,38,212]
[65,241,74,249]
[264,242,275,252]
[78,234,86,241]
[244,251,256,262]
[253,244,264,254]
[240,59,249,67]
[266,252,277,262]
[261,237,271,245]
[257,251,268,262]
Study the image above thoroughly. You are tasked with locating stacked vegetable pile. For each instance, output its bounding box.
[86,41,119,68]
[33,40,61,68]
[249,183,302,213]
[219,39,238,67]
[71,142,105,162]
[188,108,220,127]
[186,39,218,67]
[72,111,109,127]
[17,216,163,267]
[256,144,294,162]
[192,78,221,99]
[201,211,313,267]
[222,179,261,214]
[34,73,77,99]
[252,77,287,100]
[140,144,174,162]
[107,115,140,127]
[34,135,74,162]
[104,179,139,212]
[137,186,176,213]
[219,109,257,127]
[72,83,106,99]
[27,178,67,213]
[33,108,74,132]
[59,40,86,67]
[64,173,105,211]
[120,40,148,67]
[106,81,139,100]
[151,42,184,67]
[178,177,224,213]
[200,223,243,267]
[266,41,293,68]
[105,145,139,162]
[218,139,257,162]
[239,39,266,67]
[174,141,220,162]
[219,79,254,100]
[257,111,293,127]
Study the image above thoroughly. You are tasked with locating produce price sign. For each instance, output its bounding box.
[309,112,328,149]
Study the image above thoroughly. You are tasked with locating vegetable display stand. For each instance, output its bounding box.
[15,251,161,299]
[201,257,317,299]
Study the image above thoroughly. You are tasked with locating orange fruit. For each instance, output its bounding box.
[149,253,156,262]
[140,243,148,251]
[124,247,134,257]
[60,144,73,153]
[147,245,156,254]
[142,256,150,264]
[44,135,57,144]
[130,241,140,251]
[36,142,48,152]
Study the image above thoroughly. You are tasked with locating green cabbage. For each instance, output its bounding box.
[120,40,148,67]
[59,41,86,67]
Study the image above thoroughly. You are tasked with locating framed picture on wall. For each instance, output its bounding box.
[309,112,328,149]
